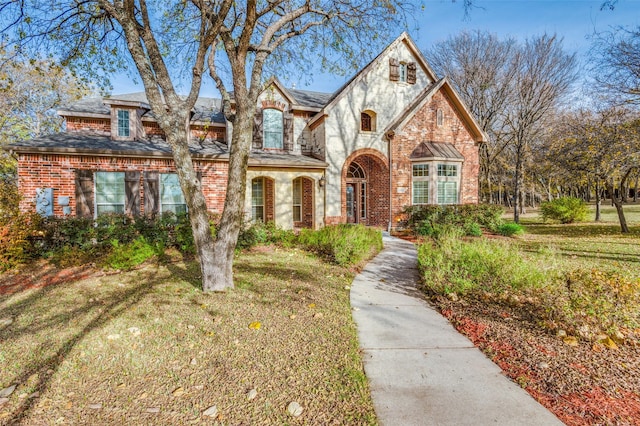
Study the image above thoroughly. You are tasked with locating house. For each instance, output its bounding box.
[8,33,485,230]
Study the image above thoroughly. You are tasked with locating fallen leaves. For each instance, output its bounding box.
[248,321,261,330]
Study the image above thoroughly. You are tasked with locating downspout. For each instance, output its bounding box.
[386,131,394,233]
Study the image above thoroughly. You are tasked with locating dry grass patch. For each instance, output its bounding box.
[0,246,375,425]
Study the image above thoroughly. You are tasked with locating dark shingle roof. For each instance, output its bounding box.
[8,131,327,168]
[287,89,334,109]
[59,92,226,124]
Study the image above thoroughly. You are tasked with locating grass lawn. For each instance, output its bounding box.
[0,246,376,425]
[516,203,640,280]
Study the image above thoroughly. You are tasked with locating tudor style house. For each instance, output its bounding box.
[9,33,485,230]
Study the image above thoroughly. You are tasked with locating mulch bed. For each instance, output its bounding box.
[434,296,640,425]
[0,261,96,295]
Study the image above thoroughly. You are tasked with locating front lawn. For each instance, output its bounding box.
[0,246,376,425]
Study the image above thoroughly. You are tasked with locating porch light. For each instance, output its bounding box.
[319,176,326,188]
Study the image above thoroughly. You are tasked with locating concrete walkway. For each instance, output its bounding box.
[350,235,563,426]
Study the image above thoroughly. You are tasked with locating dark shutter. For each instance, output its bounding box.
[253,109,263,149]
[75,170,94,218]
[125,171,141,216]
[144,171,160,216]
[283,112,294,151]
[389,58,399,81]
[407,62,417,84]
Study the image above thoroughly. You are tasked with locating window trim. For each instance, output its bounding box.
[117,109,130,137]
[263,108,283,149]
[95,171,126,216]
[436,109,444,127]
[411,161,462,205]
[399,62,408,83]
[159,173,187,214]
[292,178,302,223]
[411,163,430,205]
[251,177,265,222]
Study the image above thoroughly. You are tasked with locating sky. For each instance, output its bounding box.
[111,0,640,97]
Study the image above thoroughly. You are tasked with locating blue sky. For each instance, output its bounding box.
[111,0,640,96]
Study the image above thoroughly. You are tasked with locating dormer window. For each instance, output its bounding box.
[389,58,417,84]
[263,108,283,149]
[117,110,130,137]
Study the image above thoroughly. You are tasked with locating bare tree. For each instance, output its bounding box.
[505,34,577,223]
[427,30,518,203]
[1,0,415,291]
[591,25,640,104]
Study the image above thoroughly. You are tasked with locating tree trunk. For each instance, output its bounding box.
[634,172,639,203]
[165,120,217,290]
[606,179,629,233]
[595,180,601,222]
[513,146,523,223]
[207,105,254,291]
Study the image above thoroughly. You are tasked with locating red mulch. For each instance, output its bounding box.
[0,261,96,295]
[438,298,640,425]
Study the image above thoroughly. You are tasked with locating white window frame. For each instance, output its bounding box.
[252,178,265,222]
[263,109,283,149]
[95,171,125,216]
[437,164,459,204]
[292,178,302,222]
[411,164,429,205]
[399,62,408,83]
[117,110,130,137]
[160,173,187,214]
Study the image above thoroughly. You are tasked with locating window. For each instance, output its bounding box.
[361,112,372,132]
[436,109,444,126]
[117,110,130,137]
[293,178,302,222]
[252,178,264,221]
[399,62,408,83]
[437,164,459,204]
[160,173,187,214]
[438,164,457,177]
[263,109,283,149]
[438,182,458,204]
[95,172,125,215]
[412,164,429,205]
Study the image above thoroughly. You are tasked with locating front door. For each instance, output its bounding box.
[346,183,357,223]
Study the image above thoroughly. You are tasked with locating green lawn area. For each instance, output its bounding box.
[517,203,640,280]
[0,247,376,425]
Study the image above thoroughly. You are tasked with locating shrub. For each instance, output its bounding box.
[417,238,549,295]
[496,222,524,236]
[236,221,296,250]
[103,236,157,270]
[404,204,504,237]
[539,197,589,224]
[298,224,382,267]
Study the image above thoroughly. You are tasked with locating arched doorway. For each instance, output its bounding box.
[342,150,390,227]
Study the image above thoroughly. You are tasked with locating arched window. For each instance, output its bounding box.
[347,162,366,179]
[436,109,444,126]
[263,109,283,148]
[360,110,376,132]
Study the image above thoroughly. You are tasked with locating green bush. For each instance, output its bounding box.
[496,222,524,236]
[417,238,549,295]
[298,224,382,267]
[236,221,296,250]
[404,204,504,237]
[104,236,157,270]
[539,197,589,224]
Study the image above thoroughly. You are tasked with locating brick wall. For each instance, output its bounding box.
[390,89,480,224]
[17,153,228,217]
[66,117,110,133]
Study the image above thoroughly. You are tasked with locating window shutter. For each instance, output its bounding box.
[407,62,417,84]
[75,169,94,218]
[125,171,141,216]
[144,171,160,215]
[389,58,400,81]
[283,112,294,151]
[253,109,263,149]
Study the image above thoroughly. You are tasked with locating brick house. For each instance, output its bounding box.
[8,33,485,230]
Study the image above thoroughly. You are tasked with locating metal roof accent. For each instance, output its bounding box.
[410,141,464,160]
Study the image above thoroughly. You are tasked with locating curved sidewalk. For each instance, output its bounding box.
[350,235,563,426]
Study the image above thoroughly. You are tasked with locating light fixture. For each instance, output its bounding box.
[319,175,325,188]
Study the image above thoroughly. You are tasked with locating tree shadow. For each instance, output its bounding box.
[0,269,165,425]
